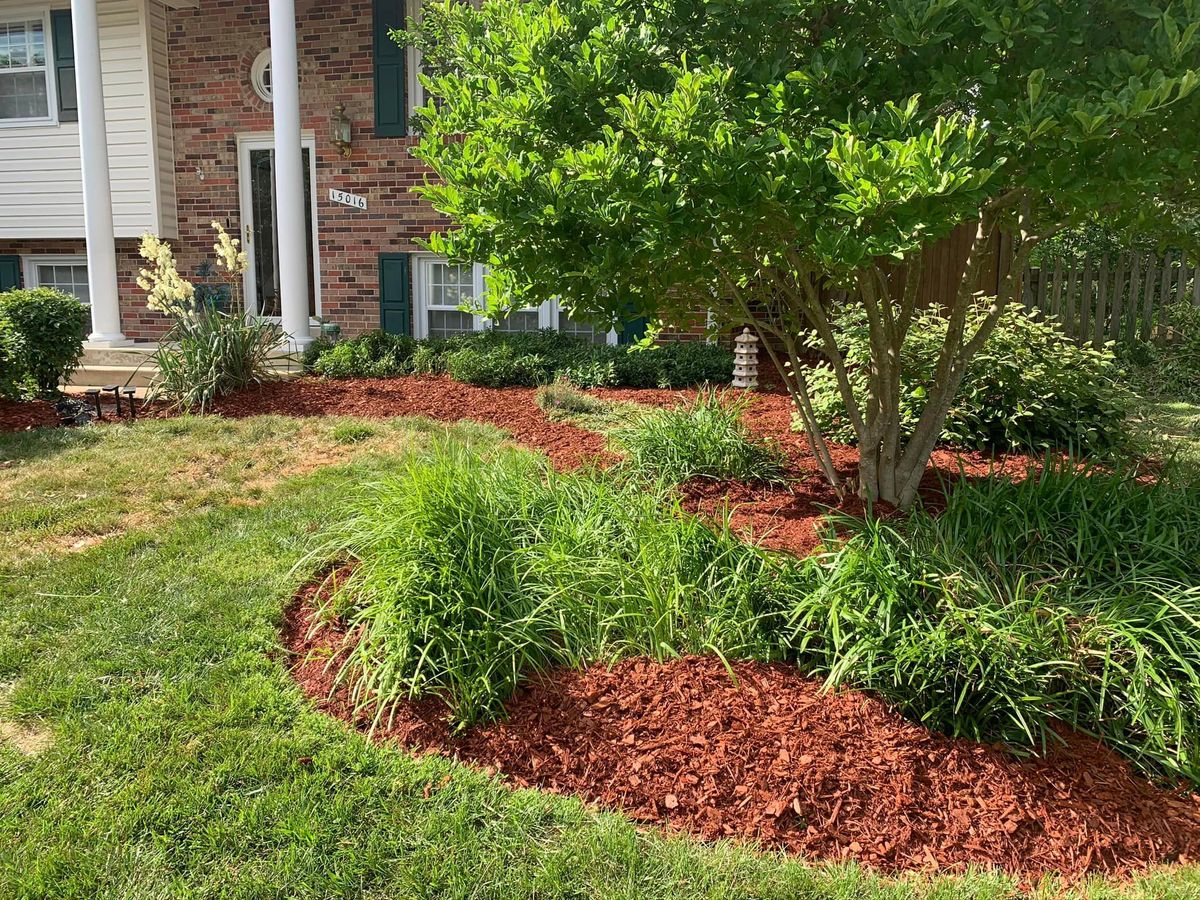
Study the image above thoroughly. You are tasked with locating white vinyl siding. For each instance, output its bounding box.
[144,0,175,235]
[0,0,177,239]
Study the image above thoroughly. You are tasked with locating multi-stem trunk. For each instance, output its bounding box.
[741,204,1042,511]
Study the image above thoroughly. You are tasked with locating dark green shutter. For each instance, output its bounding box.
[50,10,77,123]
[619,316,650,345]
[379,253,411,335]
[373,0,406,137]
[0,256,20,292]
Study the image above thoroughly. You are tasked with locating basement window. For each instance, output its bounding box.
[24,255,89,304]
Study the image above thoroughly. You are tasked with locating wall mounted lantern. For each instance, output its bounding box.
[331,103,353,158]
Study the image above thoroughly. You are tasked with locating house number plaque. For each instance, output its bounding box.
[329,188,367,210]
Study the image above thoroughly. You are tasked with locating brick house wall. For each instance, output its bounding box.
[0,0,719,344]
[160,0,442,340]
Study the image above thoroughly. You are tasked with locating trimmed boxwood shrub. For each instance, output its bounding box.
[0,311,36,401]
[305,327,734,389]
[0,288,88,395]
[312,330,417,378]
[807,305,1130,451]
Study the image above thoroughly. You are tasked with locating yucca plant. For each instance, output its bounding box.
[148,307,284,413]
[139,222,285,412]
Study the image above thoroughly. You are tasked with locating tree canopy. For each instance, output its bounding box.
[409,0,1200,505]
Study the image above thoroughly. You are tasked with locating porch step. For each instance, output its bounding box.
[70,364,157,390]
[67,342,304,392]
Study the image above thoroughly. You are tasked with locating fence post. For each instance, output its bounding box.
[1093,254,1109,347]
[1140,255,1157,341]
[1109,254,1127,346]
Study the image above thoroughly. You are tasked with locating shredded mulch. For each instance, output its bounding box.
[671,389,1035,556]
[283,594,1200,883]
[0,398,59,433]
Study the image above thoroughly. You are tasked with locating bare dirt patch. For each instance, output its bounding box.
[0,719,52,756]
[283,593,1200,884]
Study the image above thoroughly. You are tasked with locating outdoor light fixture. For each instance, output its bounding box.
[331,103,352,158]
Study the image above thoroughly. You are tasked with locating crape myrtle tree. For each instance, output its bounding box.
[408,0,1200,508]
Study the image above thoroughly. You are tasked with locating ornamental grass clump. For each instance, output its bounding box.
[783,458,1200,783]
[616,390,788,485]
[309,440,778,728]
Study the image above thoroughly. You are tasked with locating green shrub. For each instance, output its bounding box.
[306,327,733,388]
[445,343,552,387]
[313,330,416,378]
[808,305,1129,451]
[149,308,283,412]
[782,458,1200,782]
[312,441,776,727]
[300,335,336,373]
[0,312,36,401]
[0,288,88,395]
[535,381,608,417]
[616,390,788,484]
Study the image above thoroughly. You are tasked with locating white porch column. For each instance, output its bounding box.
[268,0,312,347]
[71,0,127,346]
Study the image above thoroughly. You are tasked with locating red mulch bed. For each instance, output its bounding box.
[204,375,1036,557]
[283,593,1200,883]
[0,397,58,433]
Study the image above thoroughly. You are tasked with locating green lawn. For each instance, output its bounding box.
[1,415,1198,898]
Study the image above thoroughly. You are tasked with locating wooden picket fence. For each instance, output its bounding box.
[1021,251,1200,348]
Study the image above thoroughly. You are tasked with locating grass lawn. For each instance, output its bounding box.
[1,415,1198,898]
[1128,398,1200,473]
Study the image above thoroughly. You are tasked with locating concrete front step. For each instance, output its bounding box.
[68,342,304,391]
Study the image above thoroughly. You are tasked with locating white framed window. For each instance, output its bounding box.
[23,255,89,304]
[250,48,272,103]
[411,254,616,344]
[0,13,56,125]
[413,256,484,339]
[406,0,482,119]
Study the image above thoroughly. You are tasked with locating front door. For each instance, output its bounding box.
[237,137,318,319]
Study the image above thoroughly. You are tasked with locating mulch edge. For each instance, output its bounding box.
[281,579,1200,887]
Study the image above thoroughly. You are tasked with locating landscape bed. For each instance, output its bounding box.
[284,582,1200,883]
[195,375,1032,555]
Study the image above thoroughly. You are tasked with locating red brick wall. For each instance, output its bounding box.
[0,238,161,335]
[162,0,443,340]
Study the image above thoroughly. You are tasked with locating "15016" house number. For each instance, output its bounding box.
[329,188,367,210]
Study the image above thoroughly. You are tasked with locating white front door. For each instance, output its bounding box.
[236,135,321,319]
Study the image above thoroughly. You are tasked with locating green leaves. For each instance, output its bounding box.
[407,0,1200,329]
